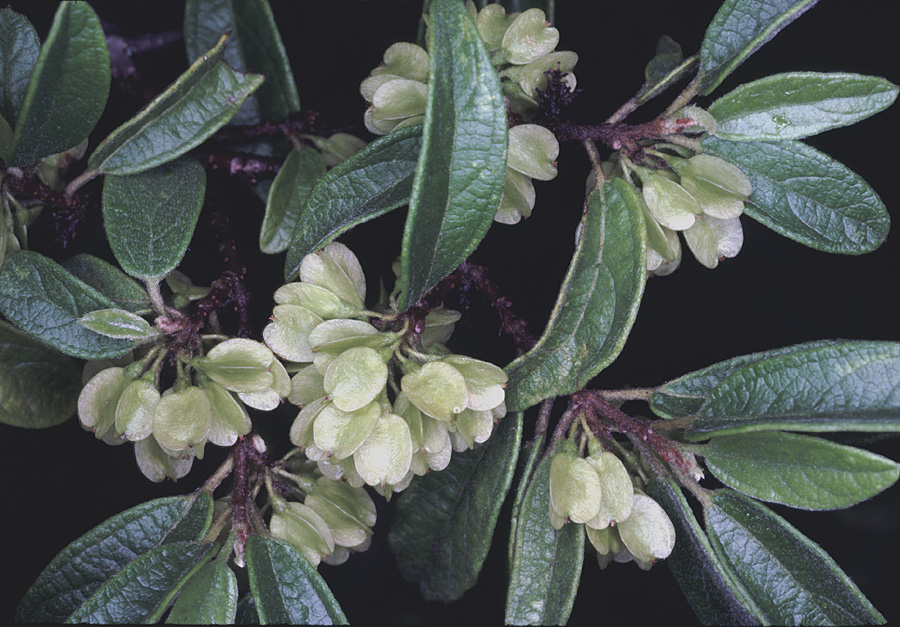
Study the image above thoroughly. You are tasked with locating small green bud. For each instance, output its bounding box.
[683,214,743,269]
[270,502,335,568]
[615,494,676,569]
[501,9,559,65]
[165,271,210,311]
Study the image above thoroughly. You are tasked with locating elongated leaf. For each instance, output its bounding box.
[647,477,764,626]
[506,440,583,626]
[0,249,134,359]
[8,2,109,166]
[167,561,238,624]
[245,536,348,625]
[0,8,39,125]
[637,55,698,105]
[701,431,899,510]
[400,0,507,309]
[686,341,900,440]
[87,34,263,175]
[235,596,261,624]
[0,319,79,428]
[17,493,214,623]
[62,254,150,313]
[702,136,890,254]
[80,308,158,342]
[102,157,206,280]
[261,146,325,255]
[284,126,421,279]
[184,0,299,125]
[699,0,819,95]
[389,412,523,602]
[709,72,898,141]
[706,490,884,625]
[67,541,217,623]
[505,180,646,412]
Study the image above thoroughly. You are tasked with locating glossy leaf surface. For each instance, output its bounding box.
[62,254,150,313]
[400,0,507,309]
[0,7,39,125]
[505,180,646,411]
[79,308,157,342]
[261,146,326,254]
[389,412,522,602]
[166,561,238,624]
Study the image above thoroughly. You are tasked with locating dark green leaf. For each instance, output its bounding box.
[389,412,523,602]
[284,126,421,279]
[102,157,207,280]
[706,490,884,625]
[167,561,238,624]
[261,146,325,255]
[245,536,348,625]
[699,0,819,95]
[62,254,150,313]
[0,319,79,428]
[647,477,763,626]
[87,34,263,175]
[709,72,898,141]
[686,341,900,439]
[505,180,646,412]
[17,493,214,623]
[67,541,217,624]
[8,2,109,166]
[0,7,40,124]
[400,0,507,309]
[235,596,261,624]
[702,136,890,254]
[506,440,583,626]
[0,249,134,359]
[701,431,899,510]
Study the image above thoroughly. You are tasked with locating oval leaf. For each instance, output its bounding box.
[0,319,80,428]
[62,254,151,313]
[389,412,523,602]
[17,493,214,623]
[702,136,890,254]
[0,249,134,359]
[699,0,819,95]
[245,536,348,625]
[504,180,647,412]
[284,126,421,280]
[706,489,884,625]
[0,7,40,125]
[166,561,238,624]
[102,157,207,280]
[505,440,584,626]
[709,72,898,141]
[701,431,899,510]
[8,2,109,166]
[87,34,264,175]
[399,0,507,309]
[261,146,326,254]
[79,308,157,341]
[686,341,900,440]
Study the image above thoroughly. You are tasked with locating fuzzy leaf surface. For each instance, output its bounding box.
[79,308,157,342]
[261,146,325,255]
[504,180,646,411]
[62,254,150,313]
[0,7,39,125]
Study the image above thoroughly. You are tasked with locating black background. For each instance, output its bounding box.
[2,1,900,624]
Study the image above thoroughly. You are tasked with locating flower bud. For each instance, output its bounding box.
[683,214,743,269]
[615,494,676,569]
[270,502,335,568]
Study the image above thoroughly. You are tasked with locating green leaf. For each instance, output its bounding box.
[706,490,884,625]
[399,0,507,310]
[685,341,900,440]
[0,7,40,125]
[701,431,899,510]
[504,180,646,412]
[389,412,523,602]
[284,126,421,280]
[87,34,263,175]
[66,542,217,624]
[0,319,79,428]
[505,440,583,626]
[79,308,158,342]
[62,254,151,313]
[0,249,135,359]
[167,561,238,624]
[245,536,348,625]
[702,136,890,254]
[17,493,214,623]
[709,72,898,141]
[699,0,819,95]
[235,596,261,624]
[647,477,764,626]
[261,146,325,255]
[102,157,207,280]
[8,2,109,166]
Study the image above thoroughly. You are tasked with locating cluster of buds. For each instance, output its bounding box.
[265,243,508,496]
[360,3,575,224]
[549,438,675,570]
